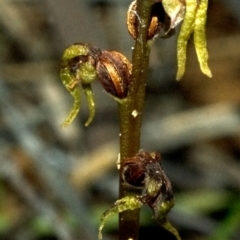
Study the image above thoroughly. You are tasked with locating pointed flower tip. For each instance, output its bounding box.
[98,231,103,240]
[176,71,184,81]
[176,68,212,81]
[206,70,212,78]
[84,119,92,127]
[84,113,95,127]
[202,67,212,78]
[61,122,69,128]
[207,73,212,78]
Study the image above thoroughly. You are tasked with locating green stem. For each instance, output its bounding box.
[118,1,154,239]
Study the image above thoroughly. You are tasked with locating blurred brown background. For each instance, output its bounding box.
[0,0,240,240]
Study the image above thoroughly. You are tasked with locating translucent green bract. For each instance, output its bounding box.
[176,0,198,80]
[176,0,212,80]
[82,84,95,127]
[154,199,181,240]
[98,196,143,240]
[161,219,182,240]
[60,67,82,128]
[194,0,212,78]
[98,195,181,240]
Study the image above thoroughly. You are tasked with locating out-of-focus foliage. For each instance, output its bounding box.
[0,0,240,240]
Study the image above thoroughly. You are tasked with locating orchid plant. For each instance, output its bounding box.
[59,0,211,239]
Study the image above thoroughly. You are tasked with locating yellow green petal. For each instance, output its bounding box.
[193,0,212,77]
[176,0,198,80]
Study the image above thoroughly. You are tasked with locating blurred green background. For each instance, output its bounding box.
[0,0,240,239]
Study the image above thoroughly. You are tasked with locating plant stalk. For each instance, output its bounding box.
[118,0,155,239]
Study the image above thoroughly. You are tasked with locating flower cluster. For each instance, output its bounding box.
[60,0,211,127]
[98,150,180,240]
[127,0,211,79]
[60,43,131,127]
